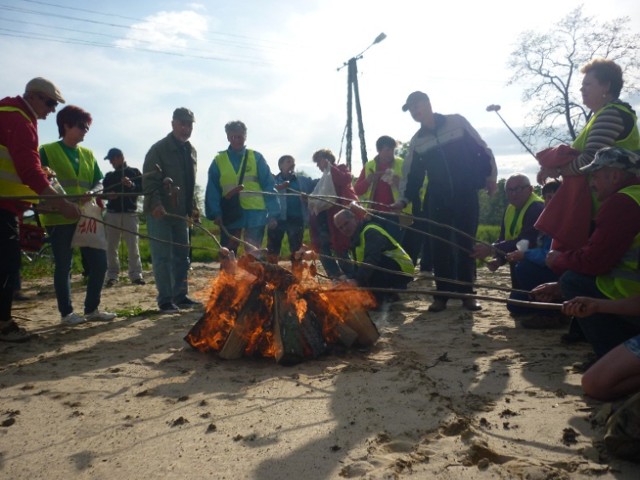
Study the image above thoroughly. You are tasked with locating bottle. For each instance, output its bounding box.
[43,167,66,195]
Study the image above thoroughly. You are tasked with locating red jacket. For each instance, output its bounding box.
[551,178,640,276]
[0,95,51,215]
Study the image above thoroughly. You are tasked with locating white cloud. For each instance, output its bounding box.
[116,10,209,51]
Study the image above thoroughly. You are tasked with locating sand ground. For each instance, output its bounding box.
[1,262,638,479]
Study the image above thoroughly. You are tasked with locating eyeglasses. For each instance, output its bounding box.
[37,93,58,109]
[76,123,90,132]
[505,185,528,194]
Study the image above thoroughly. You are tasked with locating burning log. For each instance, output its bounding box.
[185,255,380,364]
[272,291,305,365]
[299,310,328,357]
[218,282,274,360]
[342,309,379,346]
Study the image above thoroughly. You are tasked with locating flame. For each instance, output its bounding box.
[184,255,377,361]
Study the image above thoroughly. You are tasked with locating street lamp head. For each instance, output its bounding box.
[373,32,387,44]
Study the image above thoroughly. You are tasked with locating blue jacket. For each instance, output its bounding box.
[273,172,317,224]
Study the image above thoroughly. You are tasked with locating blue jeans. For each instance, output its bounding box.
[507,259,558,315]
[147,215,190,306]
[560,270,640,357]
[47,223,107,316]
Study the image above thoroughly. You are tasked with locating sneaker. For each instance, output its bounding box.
[105,279,117,288]
[0,321,32,343]
[176,297,202,308]
[85,309,117,322]
[159,303,180,314]
[131,278,146,285]
[62,312,86,325]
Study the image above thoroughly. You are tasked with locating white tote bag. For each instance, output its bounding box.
[71,200,107,250]
[308,166,336,216]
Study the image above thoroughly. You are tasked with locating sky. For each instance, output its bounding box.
[1,0,639,195]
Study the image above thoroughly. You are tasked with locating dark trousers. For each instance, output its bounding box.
[560,270,640,357]
[402,215,432,271]
[267,218,304,261]
[427,193,478,300]
[0,209,20,322]
[507,259,558,315]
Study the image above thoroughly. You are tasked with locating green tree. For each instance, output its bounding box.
[479,178,507,225]
[508,5,640,148]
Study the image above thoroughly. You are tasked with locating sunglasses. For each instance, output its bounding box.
[37,93,58,109]
[76,123,90,132]
[505,185,528,194]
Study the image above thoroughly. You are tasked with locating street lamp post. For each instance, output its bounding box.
[337,33,386,170]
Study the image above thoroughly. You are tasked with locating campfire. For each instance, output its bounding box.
[185,255,379,365]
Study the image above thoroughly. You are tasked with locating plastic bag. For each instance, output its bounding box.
[308,166,336,216]
[71,200,107,250]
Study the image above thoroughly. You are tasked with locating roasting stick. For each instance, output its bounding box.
[327,286,563,311]
[243,188,502,257]
[74,213,220,254]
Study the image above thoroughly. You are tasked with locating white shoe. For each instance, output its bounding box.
[85,309,117,322]
[61,312,86,325]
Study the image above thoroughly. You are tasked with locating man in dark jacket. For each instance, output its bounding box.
[103,148,144,287]
[395,91,497,312]
[143,108,200,313]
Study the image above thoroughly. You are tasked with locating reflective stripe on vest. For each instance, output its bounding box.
[596,185,640,299]
[0,106,39,201]
[360,157,412,216]
[573,102,640,152]
[503,193,544,240]
[214,150,266,210]
[40,142,95,226]
[355,223,414,275]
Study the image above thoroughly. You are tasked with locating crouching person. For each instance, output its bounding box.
[333,207,413,305]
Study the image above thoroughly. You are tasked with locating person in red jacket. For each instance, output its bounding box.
[0,77,79,342]
[308,149,358,280]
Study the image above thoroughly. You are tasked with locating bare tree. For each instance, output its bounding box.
[508,5,640,149]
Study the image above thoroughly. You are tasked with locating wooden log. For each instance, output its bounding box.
[219,285,266,360]
[343,309,379,346]
[335,323,358,347]
[299,310,327,358]
[302,290,360,348]
[272,291,305,365]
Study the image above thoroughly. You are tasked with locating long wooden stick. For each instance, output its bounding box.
[328,286,563,311]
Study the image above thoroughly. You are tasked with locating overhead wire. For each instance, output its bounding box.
[0,1,305,65]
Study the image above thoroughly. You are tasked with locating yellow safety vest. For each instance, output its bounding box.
[39,142,94,226]
[596,185,640,299]
[214,150,266,210]
[573,102,640,152]
[503,193,544,240]
[0,106,40,202]
[360,157,412,224]
[355,223,414,275]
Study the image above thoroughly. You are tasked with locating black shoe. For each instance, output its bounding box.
[462,298,482,311]
[131,278,146,285]
[105,279,117,288]
[159,303,180,314]
[428,299,447,312]
[176,297,202,308]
